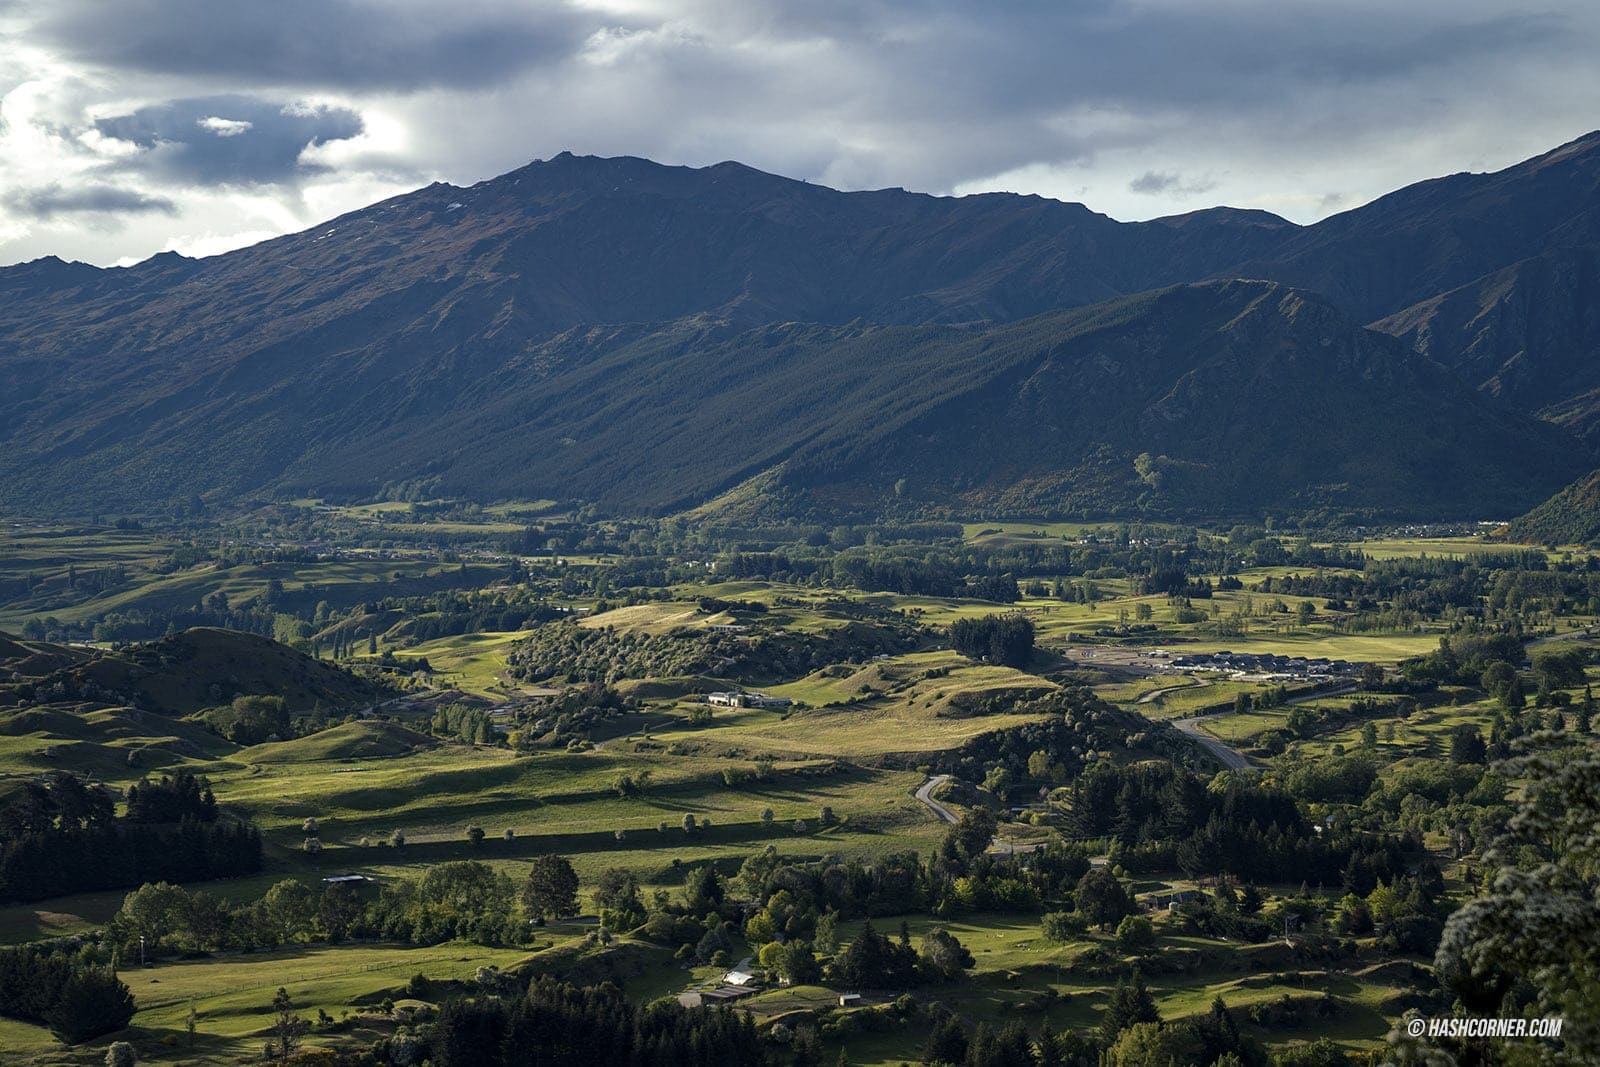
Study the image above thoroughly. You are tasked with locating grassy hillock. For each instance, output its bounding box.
[242,720,436,763]
[0,631,92,678]
[67,627,383,715]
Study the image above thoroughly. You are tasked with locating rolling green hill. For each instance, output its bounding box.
[2,627,383,716]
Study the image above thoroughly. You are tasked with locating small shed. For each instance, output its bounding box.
[838,993,862,1007]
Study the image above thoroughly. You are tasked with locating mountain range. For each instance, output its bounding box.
[3,132,1600,521]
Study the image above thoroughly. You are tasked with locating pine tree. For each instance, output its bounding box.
[45,967,135,1045]
[1099,969,1159,1044]
[923,1014,968,1065]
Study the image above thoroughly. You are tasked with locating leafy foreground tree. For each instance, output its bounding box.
[523,854,580,919]
[1106,1021,1207,1067]
[1431,744,1600,1063]
[46,967,134,1045]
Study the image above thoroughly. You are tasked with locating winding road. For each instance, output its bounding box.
[1170,714,1254,770]
[913,774,1093,861]
[1135,679,1210,704]
[1170,682,1360,771]
[913,774,959,824]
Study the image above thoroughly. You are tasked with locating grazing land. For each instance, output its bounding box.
[0,509,1594,1065]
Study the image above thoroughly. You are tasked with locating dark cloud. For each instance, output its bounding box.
[1129,172,1218,197]
[3,183,176,219]
[455,1,1582,199]
[4,0,1598,266]
[716,1,1573,117]
[35,0,600,92]
[94,95,364,186]
[1129,173,1178,194]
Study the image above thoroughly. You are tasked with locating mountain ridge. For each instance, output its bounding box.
[3,134,1599,521]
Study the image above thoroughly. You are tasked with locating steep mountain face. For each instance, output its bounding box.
[0,273,1580,520]
[1372,245,1600,442]
[776,282,1586,520]
[1232,132,1600,324]
[2,135,1598,521]
[1501,469,1600,545]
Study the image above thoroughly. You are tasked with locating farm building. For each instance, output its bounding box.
[705,691,793,709]
[677,985,757,1008]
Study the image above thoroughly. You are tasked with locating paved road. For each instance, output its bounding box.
[1530,626,1596,647]
[913,774,959,824]
[1170,715,1254,770]
[1171,682,1359,771]
[1136,679,1210,704]
[914,775,1101,861]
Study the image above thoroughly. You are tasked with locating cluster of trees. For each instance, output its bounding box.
[108,861,539,958]
[409,975,768,1066]
[0,943,134,1045]
[949,613,1035,668]
[199,694,294,744]
[826,919,975,988]
[936,689,1201,786]
[40,594,284,644]
[829,552,975,598]
[378,589,568,643]
[1401,632,1529,687]
[124,770,219,823]
[917,981,1263,1066]
[509,617,916,685]
[432,701,498,745]
[0,772,261,903]
[513,683,636,750]
[1067,761,1434,897]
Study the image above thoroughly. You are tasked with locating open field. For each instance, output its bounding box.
[0,940,538,1064]
[1,523,1594,1063]
[401,631,534,698]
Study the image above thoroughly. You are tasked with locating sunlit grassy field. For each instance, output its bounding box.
[3,526,1588,1063]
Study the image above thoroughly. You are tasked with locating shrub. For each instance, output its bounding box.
[47,968,136,1045]
[1116,915,1157,951]
[1042,911,1087,941]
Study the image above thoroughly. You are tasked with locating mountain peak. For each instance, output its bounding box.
[1152,207,1295,230]
[0,134,1594,522]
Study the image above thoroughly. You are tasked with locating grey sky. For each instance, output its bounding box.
[2,0,1597,266]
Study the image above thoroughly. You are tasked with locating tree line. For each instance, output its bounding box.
[0,772,261,904]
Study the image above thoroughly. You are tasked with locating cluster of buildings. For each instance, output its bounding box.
[705,690,793,709]
[1165,650,1360,678]
[677,967,862,1009]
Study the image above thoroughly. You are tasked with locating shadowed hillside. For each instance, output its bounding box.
[1501,469,1600,545]
[3,134,1599,520]
[1,627,384,716]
